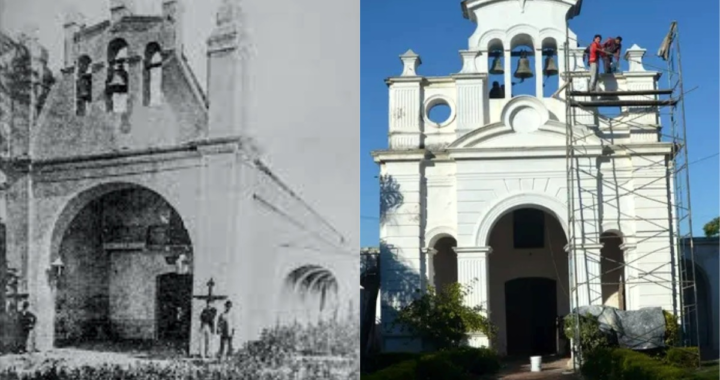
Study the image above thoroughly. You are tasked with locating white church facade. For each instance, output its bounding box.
[374,0,694,356]
[2,0,355,354]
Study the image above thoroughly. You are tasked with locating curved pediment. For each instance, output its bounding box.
[449,96,601,149]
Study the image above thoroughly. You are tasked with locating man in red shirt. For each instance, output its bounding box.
[602,36,623,73]
[587,34,603,91]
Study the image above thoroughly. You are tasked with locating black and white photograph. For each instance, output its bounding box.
[0,0,360,378]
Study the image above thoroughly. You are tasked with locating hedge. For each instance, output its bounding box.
[583,348,702,380]
[361,347,500,380]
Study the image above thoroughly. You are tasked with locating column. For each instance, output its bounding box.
[535,48,544,97]
[566,243,603,307]
[454,246,492,348]
[421,247,437,290]
[503,50,511,99]
[620,242,638,310]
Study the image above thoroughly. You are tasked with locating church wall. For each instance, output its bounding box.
[109,251,169,339]
[378,160,424,352]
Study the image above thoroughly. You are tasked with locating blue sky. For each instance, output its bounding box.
[360,0,720,247]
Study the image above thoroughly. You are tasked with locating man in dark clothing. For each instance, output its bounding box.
[18,301,36,353]
[199,303,217,359]
[602,36,622,73]
[489,81,502,99]
[217,300,234,359]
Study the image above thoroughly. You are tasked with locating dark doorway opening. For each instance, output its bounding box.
[156,273,192,347]
[505,277,557,356]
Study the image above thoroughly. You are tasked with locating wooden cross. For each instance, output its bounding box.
[4,277,28,312]
[193,278,227,306]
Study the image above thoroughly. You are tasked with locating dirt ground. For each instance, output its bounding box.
[496,356,581,380]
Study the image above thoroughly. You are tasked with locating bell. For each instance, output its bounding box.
[489,57,504,75]
[543,55,559,77]
[107,66,128,93]
[514,52,533,80]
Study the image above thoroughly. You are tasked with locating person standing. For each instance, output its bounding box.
[217,300,235,359]
[199,303,217,359]
[587,34,603,91]
[602,36,623,73]
[18,301,36,354]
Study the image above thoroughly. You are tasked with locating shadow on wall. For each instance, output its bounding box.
[378,240,423,352]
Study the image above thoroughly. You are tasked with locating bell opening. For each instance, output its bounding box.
[486,38,507,100]
[509,47,536,97]
[541,37,560,98]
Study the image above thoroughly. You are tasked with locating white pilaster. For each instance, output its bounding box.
[620,242,638,310]
[535,49,543,97]
[454,246,492,311]
[421,247,438,290]
[566,243,603,307]
[503,50,511,99]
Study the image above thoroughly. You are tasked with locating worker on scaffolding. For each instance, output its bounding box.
[584,34,603,91]
[602,36,623,73]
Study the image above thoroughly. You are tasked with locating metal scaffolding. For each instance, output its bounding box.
[562,21,700,370]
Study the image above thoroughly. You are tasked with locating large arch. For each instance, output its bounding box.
[485,204,570,356]
[278,264,341,325]
[49,182,195,353]
[474,192,569,247]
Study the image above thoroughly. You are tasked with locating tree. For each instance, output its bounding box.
[703,217,719,238]
[393,280,496,350]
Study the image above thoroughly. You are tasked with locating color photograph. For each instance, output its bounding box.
[360,1,719,379]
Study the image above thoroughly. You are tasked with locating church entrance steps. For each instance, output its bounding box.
[495,357,579,380]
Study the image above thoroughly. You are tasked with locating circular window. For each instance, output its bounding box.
[424,96,456,128]
[428,103,451,124]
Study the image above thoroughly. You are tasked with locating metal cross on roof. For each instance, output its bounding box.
[192,278,227,305]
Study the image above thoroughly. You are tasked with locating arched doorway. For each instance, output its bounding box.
[432,237,458,291]
[487,207,569,356]
[278,265,340,325]
[52,185,193,352]
[600,232,625,309]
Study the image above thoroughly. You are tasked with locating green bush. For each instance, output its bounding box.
[665,347,700,369]
[664,311,681,347]
[436,346,501,375]
[361,359,417,380]
[361,347,500,380]
[563,312,613,357]
[365,352,421,373]
[583,348,698,380]
[394,281,496,350]
[414,354,465,380]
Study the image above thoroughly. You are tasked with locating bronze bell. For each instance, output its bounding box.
[514,51,533,80]
[489,56,504,75]
[107,65,128,94]
[543,55,559,77]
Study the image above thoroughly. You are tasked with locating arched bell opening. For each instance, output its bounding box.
[509,33,536,97]
[541,37,560,98]
[432,237,457,292]
[600,232,626,310]
[106,38,130,113]
[486,38,506,100]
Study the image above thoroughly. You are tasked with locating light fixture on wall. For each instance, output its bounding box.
[47,256,66,288]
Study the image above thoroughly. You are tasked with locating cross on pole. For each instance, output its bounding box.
[193,278,227,306]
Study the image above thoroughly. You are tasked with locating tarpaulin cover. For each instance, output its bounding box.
[573,305,666,350]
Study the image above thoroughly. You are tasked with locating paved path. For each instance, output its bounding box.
[496,357,580,380]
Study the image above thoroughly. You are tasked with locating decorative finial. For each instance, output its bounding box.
[400,49,421,77]
[458,50,480,74]
[624,44,647,72]
[216,0,242,27]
